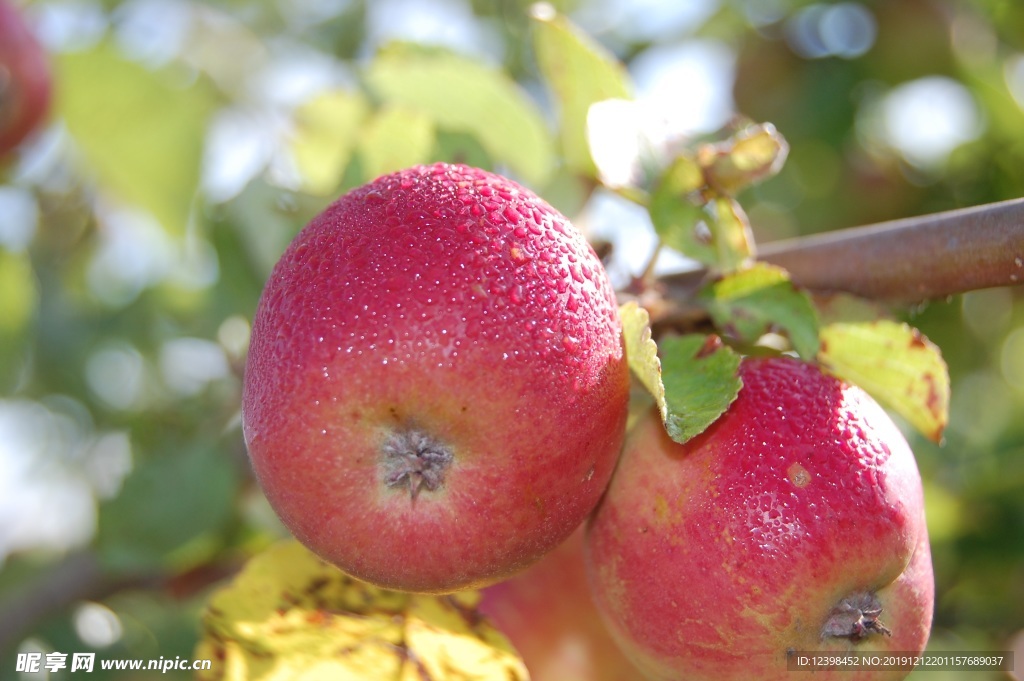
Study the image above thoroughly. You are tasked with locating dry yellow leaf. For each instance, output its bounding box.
[195,541,529,681]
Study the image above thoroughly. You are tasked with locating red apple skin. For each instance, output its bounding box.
[585,356,934,681]
[479,527,645,681]
[0,0,51,158]
[243,163,629,594]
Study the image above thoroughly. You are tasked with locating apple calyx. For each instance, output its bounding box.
[821,591,893,641]
[381,427,454,499]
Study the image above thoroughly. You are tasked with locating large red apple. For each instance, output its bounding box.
[0,0,51,158]
[585,356,933,681]
[243,163,629,593]
[479,527,643,681]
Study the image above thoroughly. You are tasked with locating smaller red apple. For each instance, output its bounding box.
[585,356,934,681]
[479,527,643,681]
[0,0,51,158]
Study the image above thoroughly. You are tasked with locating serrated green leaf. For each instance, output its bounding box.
[702,123,789,195]
[619,305,741,443]
[701,263,820,359]
[97,444,237,573]
[819,320,950,442]
[195,541,527,681]
[531,5,632,176]
[659,334,742,444]
[290,90,370,195]
[621,301,666,419]
[57,42,215,236]
[365,45,553,185]
[356,105,435,181]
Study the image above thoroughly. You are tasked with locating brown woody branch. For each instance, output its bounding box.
[0,553,140,656]
[0,552,241,656]
[663,197,1024,305]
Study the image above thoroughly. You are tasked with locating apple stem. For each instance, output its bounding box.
[820,591,892,641]
[381,427,454,499]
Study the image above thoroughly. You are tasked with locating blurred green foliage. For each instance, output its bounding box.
[1,0,1022,679]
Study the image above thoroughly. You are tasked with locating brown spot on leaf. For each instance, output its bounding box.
[443,595,485,630]
[306,610,329,626]
[696,334,724,359]
[306,577,330,594]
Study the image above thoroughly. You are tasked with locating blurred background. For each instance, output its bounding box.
[1,0,1022,678]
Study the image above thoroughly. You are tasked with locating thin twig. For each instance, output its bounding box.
[0,552,239,656]
[0,552,116,655]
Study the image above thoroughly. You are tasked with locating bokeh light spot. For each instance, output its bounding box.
[879,76,983,168]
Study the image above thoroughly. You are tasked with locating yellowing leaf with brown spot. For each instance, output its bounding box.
[195,541,528,681]
[819,320,950,442]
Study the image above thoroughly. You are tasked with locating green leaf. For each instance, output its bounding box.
[813,292,893,325]
[702,122,789,195]
[290,90,370,195]
[701,263,820,359]
[659,334,742,444]
[0,249,36,334]
[224,179,310,279]
[649,194,754,271]
[531,5,632,177]
[649,156,717,267]
[365,44,554,185]
[706,196,755,271]
[660,153,705,196]
[97,444,237,573]
[0,250,38,389]
[432,130,493,174]
[621,301,666,419]
[818,320,950,442]
[195,541,527,681]
[56,42,216,236]
[648,123,786,270]
[620,305,741,443]
[356,105,436,181]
